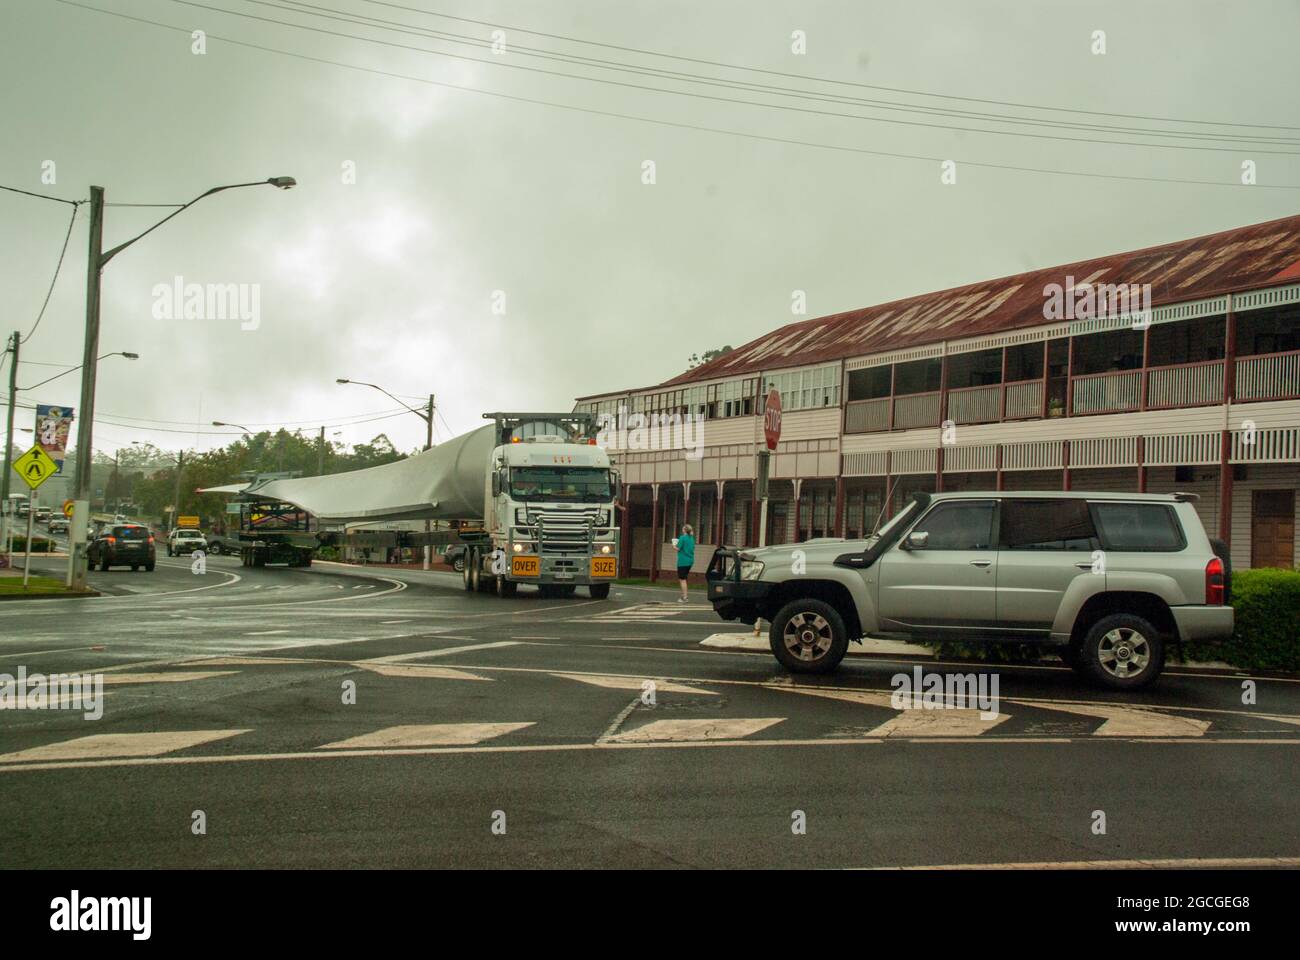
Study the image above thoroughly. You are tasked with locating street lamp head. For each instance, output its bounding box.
[336,378,350,384]
[267,176,297,190]
[121,352,139,360]
[212,421,227,427]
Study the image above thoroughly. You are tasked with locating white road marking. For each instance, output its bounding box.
[603,718,784,743]
[98,671,237,685]
[379,620,412,625]
[3,736,1298,774]
[0,729,249,764]
[319,722,534,749]
[771,686,1009,737]
[1029,702,1210,737]
[873,856,1300,870]
[245,630,290,636]
[357,664,491,682]
[362,641,522,663]
[552,673,717,695]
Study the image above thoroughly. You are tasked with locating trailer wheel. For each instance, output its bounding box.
[469,551,481,592]
[589,583,611,600]
[462,552,474,591]
[496,577,517,598]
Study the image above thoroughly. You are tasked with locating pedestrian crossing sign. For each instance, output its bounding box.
[13,444,58,490]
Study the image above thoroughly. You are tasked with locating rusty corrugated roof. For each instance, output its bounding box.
[654,213,1300,388]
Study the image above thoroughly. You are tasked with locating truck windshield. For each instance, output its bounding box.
[510,467,611,502]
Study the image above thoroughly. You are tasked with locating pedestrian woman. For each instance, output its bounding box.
[674,523,695,602]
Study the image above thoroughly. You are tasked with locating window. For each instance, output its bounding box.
[847,365,891,401]
[114,526,149,539]
[1091,502,1186,552]
[912,500,995,550]
[765,364,841,412]
[1000,499,1096,550]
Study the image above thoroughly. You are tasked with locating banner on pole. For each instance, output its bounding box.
[35,404,75,474]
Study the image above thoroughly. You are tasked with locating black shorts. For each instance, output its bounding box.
[676,566,692,579]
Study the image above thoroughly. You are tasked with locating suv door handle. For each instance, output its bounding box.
[969,559,992,567]
[1075,561,1096,569]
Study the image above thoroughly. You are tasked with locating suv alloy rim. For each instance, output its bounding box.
[1097,627,1151,678]
[783,612,833,661]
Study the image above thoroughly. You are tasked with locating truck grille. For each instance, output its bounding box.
[534,509,602,554]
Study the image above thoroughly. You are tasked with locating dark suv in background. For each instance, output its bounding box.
[88,523,157,572]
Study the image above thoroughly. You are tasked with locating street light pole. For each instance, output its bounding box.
[68,177,294,591]
[1,330,20,560]
[337,380,436,569]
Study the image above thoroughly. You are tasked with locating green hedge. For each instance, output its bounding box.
[1183,567,1300,672]
[7,536,54,553]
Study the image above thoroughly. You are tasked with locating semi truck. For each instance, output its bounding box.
[200,412,620,598]
[459,412,620,599]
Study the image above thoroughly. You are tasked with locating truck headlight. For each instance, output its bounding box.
[599,544,612,554]
[739,560,765,581]
[513,542,532,554]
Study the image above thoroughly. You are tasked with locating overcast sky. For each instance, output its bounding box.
[3,0,1298,461]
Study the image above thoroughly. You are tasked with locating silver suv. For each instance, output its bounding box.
[706,491,1233,689]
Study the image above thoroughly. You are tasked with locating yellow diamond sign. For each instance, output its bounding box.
[13,444,58,490]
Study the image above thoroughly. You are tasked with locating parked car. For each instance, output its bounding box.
[167,528,208,557]
[87,523,156,572]
[442,543,468,572]
[204,532,240,556]
[706,491,1233,690]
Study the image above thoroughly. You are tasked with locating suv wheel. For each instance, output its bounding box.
[770,599,850,674]
[452,557,465,573]
[1079,613,1164,689]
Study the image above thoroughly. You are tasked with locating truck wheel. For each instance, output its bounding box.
[770,598,850,674]
[462,552,474,591]
[589,583,611,600]
[469,552,481,592]
[1078,613,1164,689]
[496,577,517,598]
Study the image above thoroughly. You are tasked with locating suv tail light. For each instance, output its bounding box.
[105,536,116,545]
[1205,557,1225,605]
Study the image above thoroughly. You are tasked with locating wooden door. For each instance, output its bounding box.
[1251,490,1296,569]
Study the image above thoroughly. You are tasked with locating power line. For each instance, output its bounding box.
[53,0,1300,191]
[346,0,1300,133]
[0,184,82,206]
[21,202,80,344]
[160,0,1300,155]
[261,0,1300,147]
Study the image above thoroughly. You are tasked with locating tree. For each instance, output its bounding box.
[687,345,733,369]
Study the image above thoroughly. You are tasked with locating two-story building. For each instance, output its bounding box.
[577,213,1300,580]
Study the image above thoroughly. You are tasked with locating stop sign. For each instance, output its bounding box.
[763,388,782,450]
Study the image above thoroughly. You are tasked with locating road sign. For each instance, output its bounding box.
[63,499,75,518]
[13,445,58,490]
[763,388,782,450]
[178,516,200,528]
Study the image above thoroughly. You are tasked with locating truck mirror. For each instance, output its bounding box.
[491,472,502,497]
[902,530,929,551]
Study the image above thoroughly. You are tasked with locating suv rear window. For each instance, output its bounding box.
[114,526,148,539]
[1090,502,1186,552]
[1000,499,1097,550]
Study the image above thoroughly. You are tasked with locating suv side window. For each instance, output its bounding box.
[910,500,995,550]
[1090,502,1186,552]
[1000,498,1097,550]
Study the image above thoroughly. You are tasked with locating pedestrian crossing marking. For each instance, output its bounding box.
[771,686,1010,737]
[98,671,238,685]
[362,641,522,663]
[552,673,718,695]
[0,730,249,764]
[603,718,784,743]
[318,722,534,750]
[581,603,709,623]
[358,664,492,682]
[1026,702,1210,737]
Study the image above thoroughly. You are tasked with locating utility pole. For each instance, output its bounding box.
[318,425,325,476]
[1,330,19,560]
[171,450,185,529]
[423,394,434,570]
[69,186,104,590]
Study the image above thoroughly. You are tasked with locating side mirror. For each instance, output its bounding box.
[491,472,502,497]
[610,470,621,491]
[902,530,929,551]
